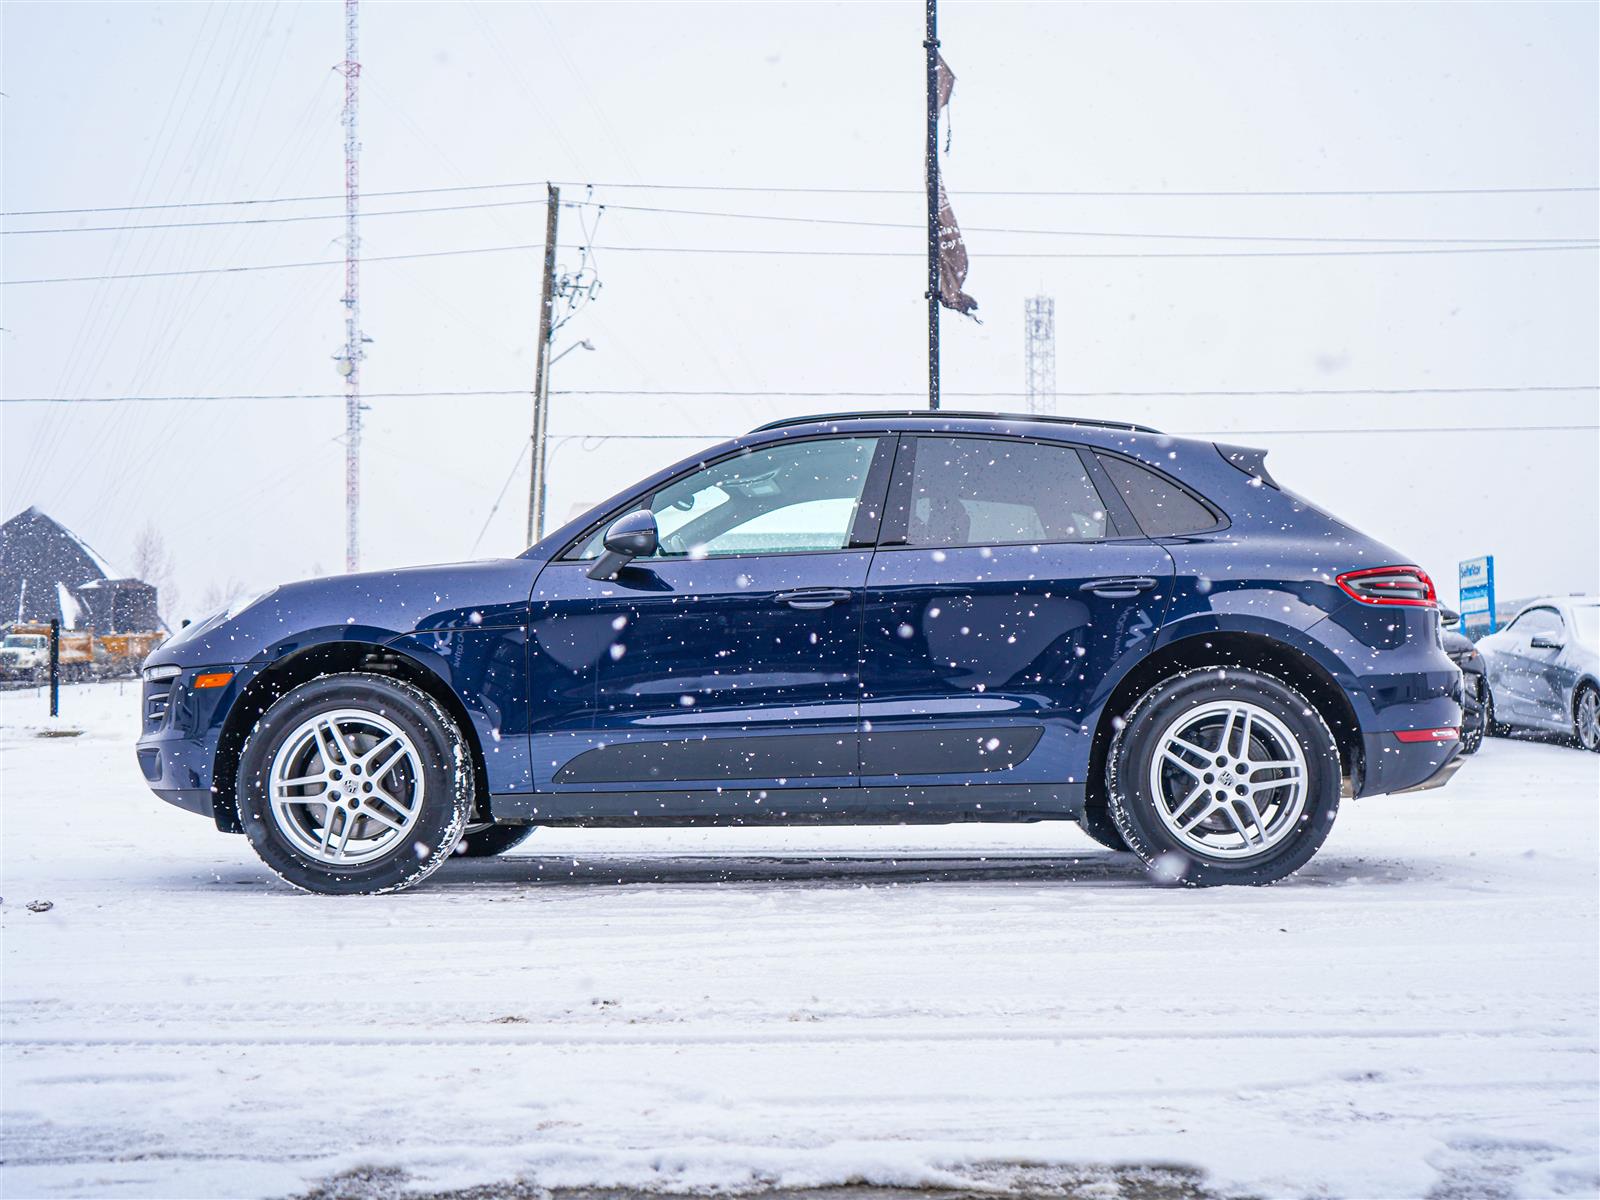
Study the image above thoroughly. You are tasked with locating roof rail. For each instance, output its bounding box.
[750,409,1164,435]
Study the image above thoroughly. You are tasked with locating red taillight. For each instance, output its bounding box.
[1336,565,1437,607]
[1394,727,1459,743]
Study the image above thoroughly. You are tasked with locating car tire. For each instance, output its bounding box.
[456,823,537,857]
[1484,681,1511,737]
[1459,677,1486,755]
[1075,801,1132,852]
[1107,667,1342,887]
[237,672,474,895]
[1575,683,1600,753]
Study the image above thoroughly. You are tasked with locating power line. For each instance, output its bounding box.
[7,194,1588,246]
[2,196,551,237]
[7,179,1598,217]
[584,202,1596,247]
[5,385,1594,404]
[8,239,1597,286]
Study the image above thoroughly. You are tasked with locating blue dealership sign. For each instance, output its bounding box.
[1458,555,1496,639]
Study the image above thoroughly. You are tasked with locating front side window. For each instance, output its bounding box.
[901,437,1109,547]
[1509,607,1563,638]
[575,437,881,559]
[1095,454,1219,537]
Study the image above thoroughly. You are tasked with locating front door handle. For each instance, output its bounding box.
[1079,576,1159,599]
[775,588,852,610]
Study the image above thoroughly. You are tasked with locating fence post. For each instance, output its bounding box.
[49,618,60,718]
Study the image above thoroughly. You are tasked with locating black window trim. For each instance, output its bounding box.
[554,432,899,564]
[875,432,1143,552]
[1091,448,1230,538]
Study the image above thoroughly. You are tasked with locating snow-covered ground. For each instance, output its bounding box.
[2,682,1597,1200]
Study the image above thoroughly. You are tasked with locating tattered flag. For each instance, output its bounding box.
[936,53,956,143]
[937,182,978,318]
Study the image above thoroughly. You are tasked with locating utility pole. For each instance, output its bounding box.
[338,0,365,572]
[924,0,940,411]
[526,184,560,546]
[1023,295,1056,415]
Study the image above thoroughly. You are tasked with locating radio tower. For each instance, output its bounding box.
[1023,295,1055,415]
[336,0,365,572]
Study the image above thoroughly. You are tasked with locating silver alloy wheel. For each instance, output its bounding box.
[267,708,426,866]
[1147,699,1308,860]
[1579,688,1600,751]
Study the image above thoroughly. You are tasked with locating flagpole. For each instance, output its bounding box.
[924,0,940,412]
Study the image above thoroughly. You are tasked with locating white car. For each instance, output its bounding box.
[1477,596,1600,751]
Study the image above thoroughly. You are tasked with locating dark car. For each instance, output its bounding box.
[137,412,1463,894]
[1440,609,1486,754]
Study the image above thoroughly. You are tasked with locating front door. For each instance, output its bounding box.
[859,434,1173,801]
[1497,606,1569,725]
[528,435,894,817]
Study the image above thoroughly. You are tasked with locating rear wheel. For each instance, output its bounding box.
[1575,684,1600,753]
[237,673,473,895]
[1108,668,1341,887]
[456,823,537,857]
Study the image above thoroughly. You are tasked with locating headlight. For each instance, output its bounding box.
[143,663,182,682]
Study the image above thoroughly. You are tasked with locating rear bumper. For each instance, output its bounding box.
[1358,730,1462,797]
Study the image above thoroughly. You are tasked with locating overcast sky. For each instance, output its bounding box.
[4,1,1597,618]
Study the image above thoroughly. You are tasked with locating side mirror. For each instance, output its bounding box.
[587,509,658,581]
[1439,607,1460,628]
[1530,633,1564,651]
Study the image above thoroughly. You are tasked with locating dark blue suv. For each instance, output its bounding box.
[137,412,1463,893]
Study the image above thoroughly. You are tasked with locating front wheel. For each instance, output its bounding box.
[1575,684,1600,753]
[237,673,474,895]
[1108,668,1341,887]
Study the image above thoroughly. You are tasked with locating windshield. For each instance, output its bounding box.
[1571,604,1599,649]
[2,635,45,649]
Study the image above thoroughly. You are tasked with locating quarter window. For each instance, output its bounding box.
[901,437,1109,547]
[574,437,881,559]
[1095,454,1219,537]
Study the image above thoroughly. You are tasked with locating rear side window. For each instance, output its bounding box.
[901,437,1109,546]
[1095,454,1219,537]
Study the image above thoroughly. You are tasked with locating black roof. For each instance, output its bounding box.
[751,410,1163,435]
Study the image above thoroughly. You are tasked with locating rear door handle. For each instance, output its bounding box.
[775,588,852,610]
[1079,576,1159,599]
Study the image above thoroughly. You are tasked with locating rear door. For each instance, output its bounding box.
[858,435,1173,797]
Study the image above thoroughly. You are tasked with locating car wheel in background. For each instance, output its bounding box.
[1575,684,1600,753]
[1075,801,1132,852]
[456,823,537,857]
[1459,677,1486,755]
[237,673,474,895]
[1107,668,1342,887]
[1484,681,1511,738]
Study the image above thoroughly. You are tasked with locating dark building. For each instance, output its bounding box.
[0,507,162,633]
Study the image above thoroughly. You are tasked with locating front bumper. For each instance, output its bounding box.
[135,664,246,824]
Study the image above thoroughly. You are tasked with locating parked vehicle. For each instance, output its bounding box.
[1440,609,1487,754]
[0,622,163,682]
[1477,596,1600,751]
[137,412,1463,894]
